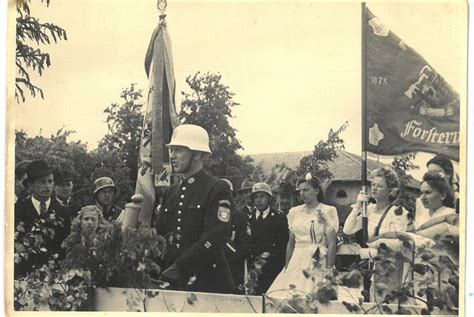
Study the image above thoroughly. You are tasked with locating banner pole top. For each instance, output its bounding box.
[157,0,167,16]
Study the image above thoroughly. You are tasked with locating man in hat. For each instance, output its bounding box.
[14,160,31,203]
[14,159,71,277]
[155,124,234,293]
[221,178,252,294]
[54,170,82,219]
[92,176,123,222]
[275,181,294,215]
[236,178,255,216]
[247,182,288,295]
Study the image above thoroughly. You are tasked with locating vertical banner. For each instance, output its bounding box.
[364,7,460,161]
[137,17,180,226]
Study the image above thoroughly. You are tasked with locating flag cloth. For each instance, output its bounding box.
[364,8,460,161]
[136,17,180,225]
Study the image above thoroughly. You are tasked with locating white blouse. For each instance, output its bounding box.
[343,203,409,239]
[414,198,455,230]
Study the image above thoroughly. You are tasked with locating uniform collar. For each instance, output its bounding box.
[256,207,271,220]
[56,196,70,206]
[181,169,208,188]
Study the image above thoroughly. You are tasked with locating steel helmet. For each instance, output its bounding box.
[221,178,234,192]
[251,182,273,197]
[93,177,116,195]
[166,124,211,153]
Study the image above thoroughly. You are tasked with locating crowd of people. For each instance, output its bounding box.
[13,124,459,300]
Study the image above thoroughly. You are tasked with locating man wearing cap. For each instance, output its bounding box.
[236,178,255,216]
[92,176,124,222]
[221,178,252,294]
[14,160,32,203]
[14,159,71,277]
[155,124,234,293]
[275,182,294,215]
[54,170,81,219]
[247,182,288,295]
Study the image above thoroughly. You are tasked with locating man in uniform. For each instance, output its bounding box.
[236,178,255,216]
[14,159,71,277]
[156,124,234,293]
[221,179,251,294]
[54,170,82,219]
[92,177,123,222]
[247,182,288,295]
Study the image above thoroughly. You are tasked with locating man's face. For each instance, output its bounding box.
[253,192,270,211]
[277,193,292,212]
[30,173,54,202]
[15,173,27,196]
[96,187,115,207]
[55,181,73,200]
[169,146,194,174]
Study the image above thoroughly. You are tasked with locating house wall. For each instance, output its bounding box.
[324,181,361,224]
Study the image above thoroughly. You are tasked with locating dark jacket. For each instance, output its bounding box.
[97,203,123,222]
[224,209,251,292]
[156,169,234,293]
[248,207,288,294]
[14,198,71,278]
[55,196,82,220]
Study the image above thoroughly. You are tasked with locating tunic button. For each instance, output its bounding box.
[178,210,182,214]
[180,194,185,198]
[176,244,180,248]
[212,264,216,268]
[182,187,186,191]
[177,226,181,231]
[179,202,183,206]
[177,218,181,222]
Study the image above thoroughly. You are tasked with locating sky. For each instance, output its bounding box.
[12,1,467,180]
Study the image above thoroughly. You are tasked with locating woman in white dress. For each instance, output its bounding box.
[266,173,338,298]
[343,167,409,303]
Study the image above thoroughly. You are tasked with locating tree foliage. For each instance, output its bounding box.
[179,72,257,186]
[16,0,67,103]
[15,128,131,207]
[391,153,419,216]
[297,121,349,181]
[98,84,144,186]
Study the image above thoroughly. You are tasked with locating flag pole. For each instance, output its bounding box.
[361,2,368,248]
[361,2,370,302]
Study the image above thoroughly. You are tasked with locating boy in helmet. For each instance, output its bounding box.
[155,124,234,293]
[92,177,123,222]
[247,182,288,295]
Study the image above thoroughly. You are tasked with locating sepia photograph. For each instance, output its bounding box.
[4,0,469,314]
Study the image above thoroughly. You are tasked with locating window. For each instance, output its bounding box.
[336,189,347,198]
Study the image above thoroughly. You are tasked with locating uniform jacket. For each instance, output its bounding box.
[97,203,123,222]
[248,207,289,294]
[14,198,71,277]
[156,169,234,293]
[224,208,251,291]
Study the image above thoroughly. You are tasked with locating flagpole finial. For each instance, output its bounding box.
[157,0,167,15]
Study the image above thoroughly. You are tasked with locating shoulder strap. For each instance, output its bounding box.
[373,204,393,237]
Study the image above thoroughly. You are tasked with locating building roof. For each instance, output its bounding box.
[249,149,420,189]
